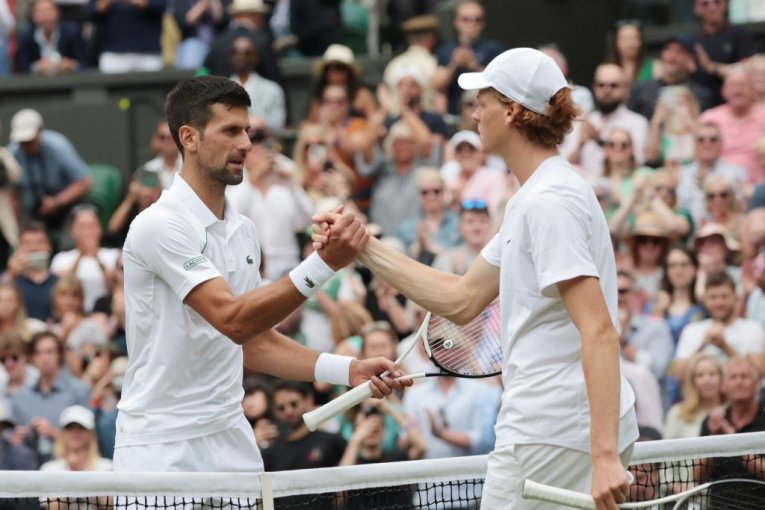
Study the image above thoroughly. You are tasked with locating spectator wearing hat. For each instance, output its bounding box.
[309,44,377,122]
[563,64,649,176]
[380,65,447,156]
[439,130,505,215]
[11,331,90,463]
[0,402,38,470]
[397,167,461,266]
[694,222,743,298]
[15,0,88,75]
[172,0,227,69]
[623,211,673,310]
[676,121,748,227]
[382,15,439,115]
[628,34,714,120]
[228,36,286,132]
[8,109,92,245]
[84,0,166,73]
[202,0,283,86]
[433,0,503,116]
[691,0,757,107]
[697,65,765,184]
[674,271,765,382]
[433,198,492,276]
[41,405,112,471]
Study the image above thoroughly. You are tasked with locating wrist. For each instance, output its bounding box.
[314,352,354,386]
[289,252,336,297]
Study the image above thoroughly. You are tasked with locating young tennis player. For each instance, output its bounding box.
[115,77,407,474]
[314,48,639,509]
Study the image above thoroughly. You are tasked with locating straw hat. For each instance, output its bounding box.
[626,211,673,244]
[314,44,361,77]
[693,222,740,253]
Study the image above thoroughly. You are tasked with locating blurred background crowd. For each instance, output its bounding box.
[0,0,765,490]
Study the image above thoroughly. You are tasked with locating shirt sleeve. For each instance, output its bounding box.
[525,191,599,297]
[479,232,501,268]
[674,324,702,360]
[126,207,222,302]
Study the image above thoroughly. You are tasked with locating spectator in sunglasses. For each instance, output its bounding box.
[676,122,748,227]
[0,332,39,403]
[597,129,653,218]
[624,211,673,309]
[701,174,742,241]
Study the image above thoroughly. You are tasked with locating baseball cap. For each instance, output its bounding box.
[664,33,694,54]
[10,109,44,143]
[394,64,425,86]
[457,48,569,115]
[59,405,95,430]
[450,130,481,150]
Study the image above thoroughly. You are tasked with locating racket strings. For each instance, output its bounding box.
[674,481,765,510]
[426,302,502,376]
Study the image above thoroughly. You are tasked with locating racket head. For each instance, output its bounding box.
[422,301,502,378]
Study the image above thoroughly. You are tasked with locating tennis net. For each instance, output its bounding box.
[1,431,763,509]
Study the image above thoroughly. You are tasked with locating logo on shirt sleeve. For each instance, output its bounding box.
[184,255,207,271]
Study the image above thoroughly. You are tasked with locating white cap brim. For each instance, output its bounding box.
[458,72,493,91]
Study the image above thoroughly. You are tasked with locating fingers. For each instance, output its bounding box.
[368,376,390,398]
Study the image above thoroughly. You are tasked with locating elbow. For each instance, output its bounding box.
[215,307,250,344]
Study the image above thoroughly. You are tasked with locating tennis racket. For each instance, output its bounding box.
[303,301,502,431]
[522,478,765,509]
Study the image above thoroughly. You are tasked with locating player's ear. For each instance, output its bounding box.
[505,102,522,127]
[178,125,200,153]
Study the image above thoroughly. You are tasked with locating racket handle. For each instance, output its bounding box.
[303,382,374,431]
[522,480,596,510]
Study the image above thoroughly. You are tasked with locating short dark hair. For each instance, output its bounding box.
[272,379,313,399]
[165,77,251,156]
[19,220,49,237]
[705,270,735,292]
[28,330,64,363]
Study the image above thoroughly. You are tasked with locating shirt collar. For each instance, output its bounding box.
[167,174,241,231]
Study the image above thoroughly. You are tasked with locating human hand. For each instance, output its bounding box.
[349,357,411,398]
[311,209,370,270]
[704,322,727,350]
[6,250,30,277]
[38,196,59,216]
[254,418,278,447]
[351,415,379,442]
[29,418,56,438]
[591,455,629,510]
[425,408,445,438]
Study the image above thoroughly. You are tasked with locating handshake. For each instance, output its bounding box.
[310,206,370,271]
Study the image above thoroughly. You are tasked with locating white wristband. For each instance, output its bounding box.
[314,352,354,386]
[288,252,336,298]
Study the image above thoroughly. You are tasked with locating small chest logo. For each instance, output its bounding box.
[246,255,254,265]
[304,276,316,288]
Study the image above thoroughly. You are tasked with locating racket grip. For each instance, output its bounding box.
[521,480,596,510]
[303,382,374,431]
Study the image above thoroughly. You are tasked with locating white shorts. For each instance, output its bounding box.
[480,443,634,510]
[113,415,264,472]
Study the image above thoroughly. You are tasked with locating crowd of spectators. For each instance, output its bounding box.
[0,1,765,497]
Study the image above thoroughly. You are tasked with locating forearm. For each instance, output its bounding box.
[435,428,471,450]
[242,328,320,381]
[339,439,362,466]
[433,66,454,92]
[108,198,136,234]
[56,178,93,206]
[358,237,492,323]
[583,326,622,460]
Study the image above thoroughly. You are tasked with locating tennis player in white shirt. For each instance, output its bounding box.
[314,48,639,510]
[115,77,407,474]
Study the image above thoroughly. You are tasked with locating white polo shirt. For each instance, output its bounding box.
[481,156,638,453]
[116,175,261,447]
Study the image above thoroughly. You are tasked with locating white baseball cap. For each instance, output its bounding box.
[450,130,481,150]
[59,405,95,430]
[458,47,569,115]
[10,109,44,143]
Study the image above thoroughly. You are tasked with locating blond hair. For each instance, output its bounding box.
[678,352,726,423]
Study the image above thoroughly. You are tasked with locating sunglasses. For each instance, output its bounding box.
[595,82,621,89]
[420,188,443,197]
[604,141,631,150]
[637,236,664,246]
[462,199,488,211]
[0,354,20,364]
[696,136,720,143]
[276,400,301,413]
[617,287,631,295]
[322,97,348,106]
[706,191,730,200]
[655,186,676,195]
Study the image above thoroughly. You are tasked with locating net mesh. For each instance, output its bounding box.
[2,432,764,510]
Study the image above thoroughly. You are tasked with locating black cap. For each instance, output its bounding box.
[664,33,694,54]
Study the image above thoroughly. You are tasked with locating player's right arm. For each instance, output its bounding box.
[315,221,499,324]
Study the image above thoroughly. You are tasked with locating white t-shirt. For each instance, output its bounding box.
[481,156,638,453]
[50,247,121,312]
[116,176,262,449]
[674,317,765,362]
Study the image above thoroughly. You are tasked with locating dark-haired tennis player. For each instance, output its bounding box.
[314,48,638,510]
[115,76,408,474]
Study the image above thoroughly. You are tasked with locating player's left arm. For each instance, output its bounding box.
[242,329,409,395]
[559,275,628,510]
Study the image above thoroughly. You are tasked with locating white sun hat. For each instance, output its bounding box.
[457,47,569,115]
